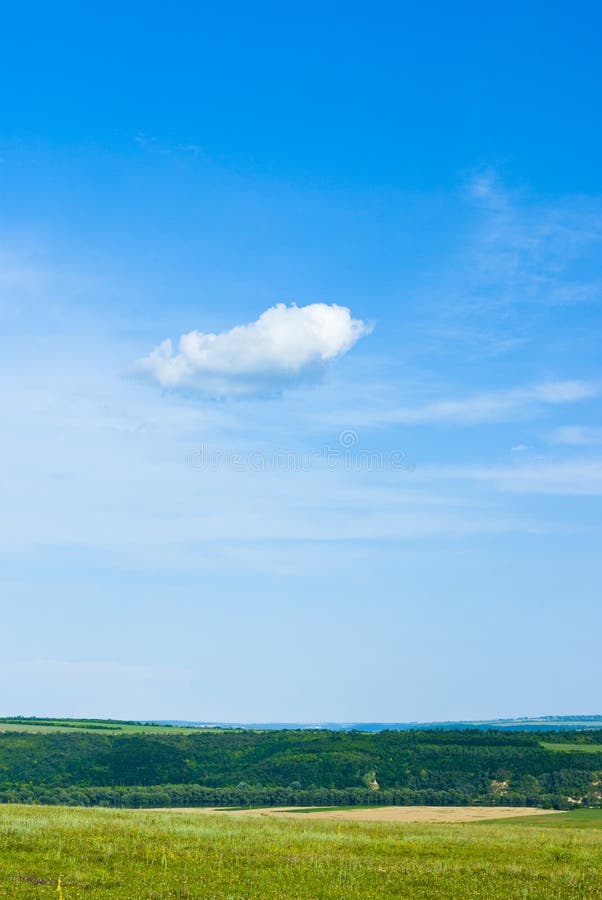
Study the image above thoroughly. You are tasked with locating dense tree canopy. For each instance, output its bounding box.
[0,728,600,809]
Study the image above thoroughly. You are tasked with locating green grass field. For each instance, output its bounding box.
[2,806,602,898]
[489,809,602,829]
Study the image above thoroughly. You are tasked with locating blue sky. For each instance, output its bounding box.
[1,2,601,721]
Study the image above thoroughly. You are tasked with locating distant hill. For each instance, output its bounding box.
[157,716,602,732]
[3,715,602,734]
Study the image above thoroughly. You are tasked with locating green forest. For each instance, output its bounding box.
[1,726,602,809]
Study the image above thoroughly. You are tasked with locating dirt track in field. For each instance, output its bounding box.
[163,805,562,823]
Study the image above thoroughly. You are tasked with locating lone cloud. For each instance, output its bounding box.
[135,302,372,395]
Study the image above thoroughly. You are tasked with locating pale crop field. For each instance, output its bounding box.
[168,804,562,823]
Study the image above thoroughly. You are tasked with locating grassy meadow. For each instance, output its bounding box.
[2,805,602,898]
[540,742,602,754]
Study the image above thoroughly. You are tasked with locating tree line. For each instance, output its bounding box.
[0,728,600,809]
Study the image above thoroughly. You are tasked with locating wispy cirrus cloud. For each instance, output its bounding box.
[333,380,597,428]
[466,172,602,302]
[428,458,602,496]
[135,302,372,396]
[425,172,602,360]
[471,173,602,312]
[548,425,602,446]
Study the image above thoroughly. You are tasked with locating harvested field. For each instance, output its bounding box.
[166,805,563,823]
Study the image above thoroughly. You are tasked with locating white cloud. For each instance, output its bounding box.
[136,303,372,395]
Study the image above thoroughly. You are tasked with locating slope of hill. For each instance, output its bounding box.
[1,723,602,809]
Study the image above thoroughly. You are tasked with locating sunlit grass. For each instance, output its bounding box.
[488,808,602,829]
[2,805,602,897]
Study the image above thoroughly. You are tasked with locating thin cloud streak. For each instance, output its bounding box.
[549,425,602,446]
[329,380,597,428]
[421,458,602,496]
